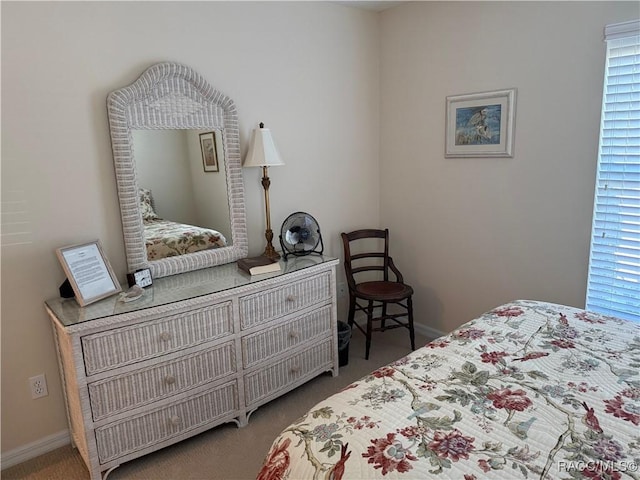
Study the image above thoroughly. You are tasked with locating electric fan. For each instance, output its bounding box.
[279,212,324,260]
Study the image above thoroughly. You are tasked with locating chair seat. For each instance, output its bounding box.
[355,281,413,301]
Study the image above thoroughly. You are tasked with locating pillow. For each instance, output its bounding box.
[139,188,159,221]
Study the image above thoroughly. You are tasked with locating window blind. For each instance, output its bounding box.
[586,21,640,322]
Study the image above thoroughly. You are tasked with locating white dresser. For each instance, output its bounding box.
[45,256,339,480]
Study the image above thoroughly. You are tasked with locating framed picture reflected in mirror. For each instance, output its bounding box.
[199,131,219,172]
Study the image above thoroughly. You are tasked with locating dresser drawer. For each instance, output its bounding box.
[95,381,238,464]
[244,339,333,407]
[82,302,232,376]
[88,341,236,422]
[242,305,332,369]
[239,271,331,330]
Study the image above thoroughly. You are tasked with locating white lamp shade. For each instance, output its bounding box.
[243,125,285,168]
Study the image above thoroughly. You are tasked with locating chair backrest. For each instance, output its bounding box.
[341,229,391,290]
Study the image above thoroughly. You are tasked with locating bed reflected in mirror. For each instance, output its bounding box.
[132,129,233,261]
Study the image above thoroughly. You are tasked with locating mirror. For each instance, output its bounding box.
[131,129,233,245]
[107,62,248,278]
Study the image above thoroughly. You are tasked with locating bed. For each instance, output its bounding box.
[143,218,227,259]
[259,300,640,480]
[139,188,227,260]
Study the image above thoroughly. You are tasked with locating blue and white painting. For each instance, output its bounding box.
[455,104,501,145]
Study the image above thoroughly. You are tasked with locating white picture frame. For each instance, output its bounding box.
[56,240,122,306]
[445,88,516,158]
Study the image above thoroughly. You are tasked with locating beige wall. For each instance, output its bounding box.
[1,1,380,453]
[1,0,637,460]
[379,1,638,334]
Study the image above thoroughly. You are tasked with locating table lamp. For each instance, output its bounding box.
[243,122,285,261]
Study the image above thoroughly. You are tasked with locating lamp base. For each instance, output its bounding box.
[262,228,281,262]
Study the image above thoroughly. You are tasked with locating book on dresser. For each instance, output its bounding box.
[237,256,281,275]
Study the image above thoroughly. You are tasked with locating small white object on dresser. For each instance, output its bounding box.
[45,256,339,480]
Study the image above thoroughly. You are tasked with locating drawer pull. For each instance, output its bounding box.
[285,295,296,302]
[164,374,176,385]
[159,332,171,342]
[288,331,300,340]
[290,365,301,374]
[170,415,181,426]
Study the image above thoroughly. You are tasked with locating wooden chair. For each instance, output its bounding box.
[341,229,415,360]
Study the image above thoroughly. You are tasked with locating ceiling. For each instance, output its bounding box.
[333,1,407,12]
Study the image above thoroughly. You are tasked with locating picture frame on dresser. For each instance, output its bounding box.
[55,240,121,306]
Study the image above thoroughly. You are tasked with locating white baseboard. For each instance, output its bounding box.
[1,429,70,470]
[350,312,446,342]
[414,322,446,341]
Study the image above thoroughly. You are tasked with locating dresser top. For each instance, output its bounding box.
[46,255,338,327]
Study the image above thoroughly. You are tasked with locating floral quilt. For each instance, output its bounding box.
[144,219,227,260]
[258,300,640,480]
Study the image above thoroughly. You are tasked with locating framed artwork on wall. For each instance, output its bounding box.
[56,240,122,306]
[199,131,219,172]
[445,88,516,158]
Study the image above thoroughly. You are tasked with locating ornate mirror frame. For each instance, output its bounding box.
[107,62,248,278]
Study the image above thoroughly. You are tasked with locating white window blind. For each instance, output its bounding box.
[586,21,640,322]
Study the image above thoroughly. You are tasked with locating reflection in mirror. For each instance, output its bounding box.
[107,62,248,278]
[131,129,233,253]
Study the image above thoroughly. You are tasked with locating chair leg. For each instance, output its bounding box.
[407,296,415,351]
[365,300,374,360]
[381,302,387,331]
[347,294,356,328]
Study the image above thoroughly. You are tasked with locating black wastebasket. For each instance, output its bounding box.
[337,321,351,367]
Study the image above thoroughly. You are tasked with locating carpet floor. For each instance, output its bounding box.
[2,327,429,480]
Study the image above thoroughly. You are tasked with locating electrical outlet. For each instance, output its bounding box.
[29,374,48,399]
[338,283,347,297]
